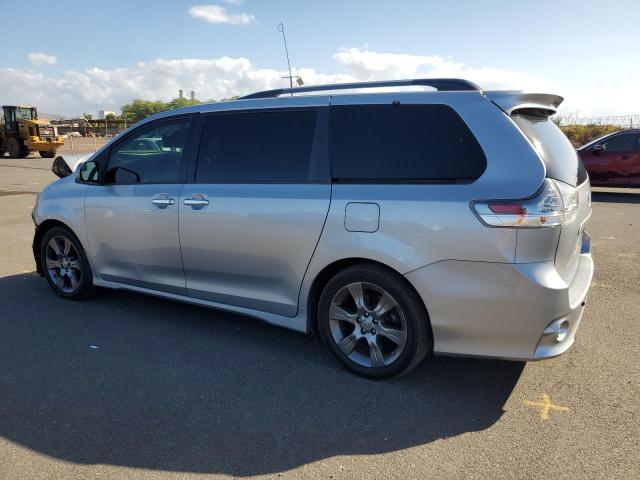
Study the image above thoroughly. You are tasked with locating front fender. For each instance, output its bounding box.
[33,178,90,273]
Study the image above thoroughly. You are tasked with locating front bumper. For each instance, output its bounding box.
[32,223,43,276]
[26,138,64,151]
[405,241,594,361]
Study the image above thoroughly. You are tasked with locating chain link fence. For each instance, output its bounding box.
[554,114,639,128]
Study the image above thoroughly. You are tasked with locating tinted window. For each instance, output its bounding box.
[512,115,586,186]
[107,117,190,184]
[330,104,486,182]
[196,110,324,182]
[600,133,640,152]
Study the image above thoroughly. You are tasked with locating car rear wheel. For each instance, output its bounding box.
[40,226,94,300]
[318,264,432,378]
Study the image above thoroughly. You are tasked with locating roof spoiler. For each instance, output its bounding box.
[484,90,563,117]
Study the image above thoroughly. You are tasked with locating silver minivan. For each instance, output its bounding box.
[33,79,593,378]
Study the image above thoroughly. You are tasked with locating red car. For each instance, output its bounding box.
[578,129,640,186]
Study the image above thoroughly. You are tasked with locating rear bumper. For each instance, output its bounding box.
[405,247,593,361]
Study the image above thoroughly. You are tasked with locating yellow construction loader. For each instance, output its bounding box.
[0,105,64,158]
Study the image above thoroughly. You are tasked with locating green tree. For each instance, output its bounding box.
[120,99,168,123]
[105,113,117,120]
[166,97,201,110]
[120,96,204,123]
[559,124,619,148]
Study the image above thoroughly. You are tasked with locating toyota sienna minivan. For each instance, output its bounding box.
[32,78,593,378]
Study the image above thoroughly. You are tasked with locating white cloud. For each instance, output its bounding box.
[189,4,255,25]
[1,48,631,117]
[333,48,547,91]
[27,52,57,66]
[0,56,352,116]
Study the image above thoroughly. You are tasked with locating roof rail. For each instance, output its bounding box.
[239,78,482,100]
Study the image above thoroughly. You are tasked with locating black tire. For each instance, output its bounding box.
[317,263,432,379]
[7,137,27,158]
[39,226,94,300]
[39,149,56,158]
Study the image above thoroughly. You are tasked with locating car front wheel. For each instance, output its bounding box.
[318,264,431,378]
[40,226,94,299]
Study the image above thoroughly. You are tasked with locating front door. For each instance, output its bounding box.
[85,115,193,294]
[583,132,640,186]
[179,106,331,317]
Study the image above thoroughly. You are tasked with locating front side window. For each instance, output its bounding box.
[330,104,487,182]
[600,133,640,152]
[107,117,190,184]
[195,109,323,183]
[16,107,34,120]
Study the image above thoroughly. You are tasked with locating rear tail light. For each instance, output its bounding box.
[473,179,578,228]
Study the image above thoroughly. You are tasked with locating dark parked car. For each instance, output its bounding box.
[578,129,640,186]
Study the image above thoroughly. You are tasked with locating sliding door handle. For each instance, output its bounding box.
[184,199,209,206]
[184,194,209,209]
[151,197,175,208]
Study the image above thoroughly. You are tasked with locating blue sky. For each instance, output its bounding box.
[1,0,638,116]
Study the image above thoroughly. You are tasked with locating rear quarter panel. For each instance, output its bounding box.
[299,92,547,308]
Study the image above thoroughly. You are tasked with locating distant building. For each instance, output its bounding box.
[97,110,116,120]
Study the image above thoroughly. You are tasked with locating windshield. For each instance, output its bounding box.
[16,107,36,120]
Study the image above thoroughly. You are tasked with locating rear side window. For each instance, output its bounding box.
[196,109,326,182]
[512,115,587,186]
[330,104,486,182]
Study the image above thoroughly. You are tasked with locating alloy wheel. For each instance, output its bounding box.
[329,282,408,368]
[45,235,82,294]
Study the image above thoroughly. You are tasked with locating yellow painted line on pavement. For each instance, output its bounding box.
[523,394,569,420]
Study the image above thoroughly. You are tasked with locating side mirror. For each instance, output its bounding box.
[592,144,603,154]
[107,166,140,184]
[52,156,72,178]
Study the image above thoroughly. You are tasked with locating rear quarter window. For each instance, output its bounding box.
[330,104,487,182]
[512,115,587,186]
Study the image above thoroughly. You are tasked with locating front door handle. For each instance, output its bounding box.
[619,154,631,160]
[184,194,209,209]
[151,197,175,208]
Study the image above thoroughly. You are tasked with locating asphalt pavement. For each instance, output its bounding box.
[0,157,638,479]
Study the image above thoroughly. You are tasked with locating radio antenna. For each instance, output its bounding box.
[277,22,294,96]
